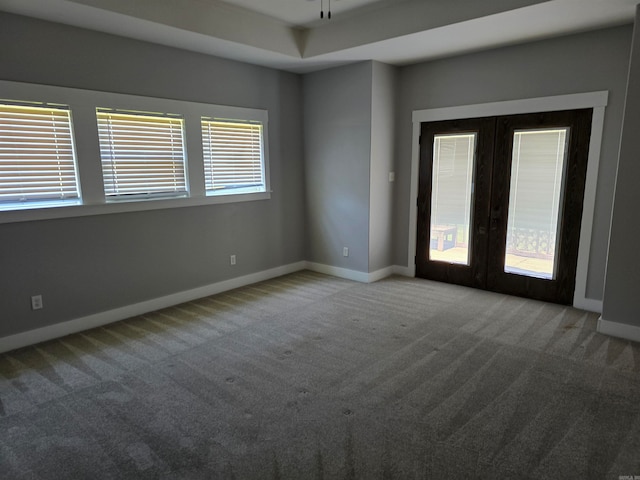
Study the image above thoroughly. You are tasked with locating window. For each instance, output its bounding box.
[201,118,266,195]
[0,80,270,223]
[97,109,187,199]
[0,102,79,209]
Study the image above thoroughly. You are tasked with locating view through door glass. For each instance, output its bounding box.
[504,128,569,280]
[416,109,592,305]
[429,133,476,266]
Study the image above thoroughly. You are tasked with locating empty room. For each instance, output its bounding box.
[1,0,639,478]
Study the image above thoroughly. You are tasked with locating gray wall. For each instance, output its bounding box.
[369,62,397,272]
[393,25,634,301]
[303,62,373,272]
[0,13,305,337]
[603,7,640,326]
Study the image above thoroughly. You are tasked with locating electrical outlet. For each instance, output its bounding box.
[343,247,349,257]
[230,254,236,265]
[388,171,395,182]
[31,295,43,310]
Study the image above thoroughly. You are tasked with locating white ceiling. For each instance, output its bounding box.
[0,0,637,73]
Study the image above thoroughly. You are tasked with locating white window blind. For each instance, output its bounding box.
[97,109,187,199]
[0,103,79,206]
[201,118,265,194]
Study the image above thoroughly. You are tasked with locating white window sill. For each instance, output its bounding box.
[0,191,271,224]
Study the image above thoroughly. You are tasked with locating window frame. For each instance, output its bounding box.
[0,80,270,225]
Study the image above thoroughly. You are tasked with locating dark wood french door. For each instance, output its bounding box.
[416,109,592,305]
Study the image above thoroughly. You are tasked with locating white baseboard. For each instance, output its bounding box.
[597,316,640,343]
[305,262,370,282]
[308,262,601,315]
[368,266,395,282]
[305,262,411,283]
[573,297,603,313]
[0,261,307,354]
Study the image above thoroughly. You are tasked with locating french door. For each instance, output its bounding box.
[416,109,592,305]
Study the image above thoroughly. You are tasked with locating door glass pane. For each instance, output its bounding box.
[429,133,476,265]
[504,128,569,279]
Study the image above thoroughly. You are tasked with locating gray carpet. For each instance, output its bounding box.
[0,271,639,479]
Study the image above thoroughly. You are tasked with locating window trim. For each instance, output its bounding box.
[0,80,270,224]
